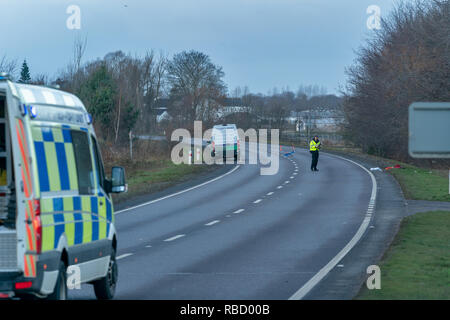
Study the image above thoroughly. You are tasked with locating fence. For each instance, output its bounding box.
[281,131,345,146]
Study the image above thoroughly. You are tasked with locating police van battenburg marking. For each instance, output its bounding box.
[0,75,126,300]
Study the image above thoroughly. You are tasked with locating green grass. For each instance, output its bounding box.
[130,162,202,183]
[358,211,450,300]
[389,165,450,202]
[112,160,216,203]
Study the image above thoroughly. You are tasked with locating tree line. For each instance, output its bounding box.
[1,46,341,145]
[2,48,226,143]
[223,89,342,132]
[343,0,449,161]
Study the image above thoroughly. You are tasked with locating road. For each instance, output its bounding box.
[70,146,375,299]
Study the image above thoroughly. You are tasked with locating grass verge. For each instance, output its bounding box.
[111,159,218,204]
[389,165,450,202]
[358,211,450,299]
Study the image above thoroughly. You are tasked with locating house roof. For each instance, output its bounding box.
[154,107,168,116]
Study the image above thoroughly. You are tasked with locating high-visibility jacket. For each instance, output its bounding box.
[310,140,321,151]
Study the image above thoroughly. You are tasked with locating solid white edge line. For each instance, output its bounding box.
[115,165,240,215]
[288,153,377,300]
[116,253,133,260]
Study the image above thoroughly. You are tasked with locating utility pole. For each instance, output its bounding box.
[129,130,133,160]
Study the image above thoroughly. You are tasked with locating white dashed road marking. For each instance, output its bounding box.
[234,209,245,214]
[267,192,274,196]
[164,234,185,242]
[117,253,133,260]
[205,220,220,226]
[116,165,240,215]
[253,199,262,204]
[289,154,378,300]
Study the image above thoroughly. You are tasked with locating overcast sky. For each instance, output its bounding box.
[1,0,404,95]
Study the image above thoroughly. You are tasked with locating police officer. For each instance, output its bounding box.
[310,136,321,171]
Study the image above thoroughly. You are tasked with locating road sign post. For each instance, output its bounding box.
[409,102,450,193]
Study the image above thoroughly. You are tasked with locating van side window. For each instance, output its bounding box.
[0,96,10,187]
[71,130,95,195]
[91,136,106,192]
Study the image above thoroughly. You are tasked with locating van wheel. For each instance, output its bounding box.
[47,261,67,300]
[93,249,118,300]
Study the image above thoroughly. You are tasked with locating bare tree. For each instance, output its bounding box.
[73,36,88,72]
[166,50,226,125]
[31,73,50,86]
[232,86,242,99]
[141,50,167,130]
[0,55,18,78]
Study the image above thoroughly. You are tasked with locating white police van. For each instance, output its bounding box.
[210,124,240,161]
[0,74,126,300]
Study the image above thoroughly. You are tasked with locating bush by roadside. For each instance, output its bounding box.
[343,0,449,161]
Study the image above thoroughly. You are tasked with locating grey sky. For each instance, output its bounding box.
[1,0,403,95]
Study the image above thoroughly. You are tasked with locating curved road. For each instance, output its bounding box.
[71,147,374,299]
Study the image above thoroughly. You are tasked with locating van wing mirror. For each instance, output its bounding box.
[111,166,127,193]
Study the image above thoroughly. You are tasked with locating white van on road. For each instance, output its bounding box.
[210,124,240,161]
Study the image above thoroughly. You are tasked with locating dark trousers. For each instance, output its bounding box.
[310,151,319,170]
